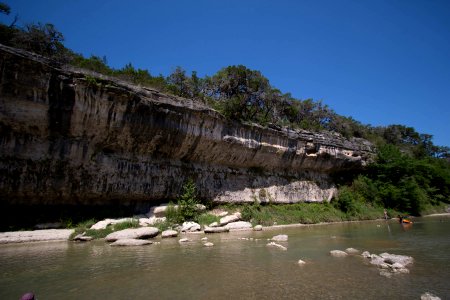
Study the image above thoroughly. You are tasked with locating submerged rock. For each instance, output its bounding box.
[105,227,159,242]
[178,238,190,243]
[203,242,214,247]
[271,234,288,242]
[361,251,371,258]
[330,250,348,257]
[345,247,359,254]
[266,242,287,251]
[362,251,414,276]
[379,253,413,266]
[110,239,153,246]
[421,292,441,300]
[297,259,306,265]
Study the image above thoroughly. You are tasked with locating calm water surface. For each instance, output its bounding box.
[1,216,449,299]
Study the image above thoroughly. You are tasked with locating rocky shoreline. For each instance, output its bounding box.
[1,212,448,245]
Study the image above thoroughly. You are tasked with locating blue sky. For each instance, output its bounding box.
[3,0,450,146]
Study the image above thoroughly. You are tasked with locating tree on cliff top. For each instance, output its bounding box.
[0,2,10,15]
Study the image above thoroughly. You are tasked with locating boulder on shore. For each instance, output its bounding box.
[181,222,201,232]
[110,239,153,246]
[209,222,219,227]
[253,225,263,231]
[105,227,159,242]
[219,213,241,226]
[139,217,166,226]
[224,221,252,230]
[161,230,178,238]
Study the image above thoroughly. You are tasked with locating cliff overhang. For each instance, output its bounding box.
[0,44,374,208]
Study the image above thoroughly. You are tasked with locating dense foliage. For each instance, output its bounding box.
[335,144,450,216]
[1,2,449,216]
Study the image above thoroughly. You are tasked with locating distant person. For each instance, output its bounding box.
[384,209,388,220]
[398,215,403,223]
[20,293,35,300]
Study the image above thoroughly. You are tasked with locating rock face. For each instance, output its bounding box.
[0,45,374,211]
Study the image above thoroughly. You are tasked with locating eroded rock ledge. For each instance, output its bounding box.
[0,44,374,208]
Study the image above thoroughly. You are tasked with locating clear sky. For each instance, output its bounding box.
[2,0,450,146]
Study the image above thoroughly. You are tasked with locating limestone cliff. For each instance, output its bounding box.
[0,44,374,208]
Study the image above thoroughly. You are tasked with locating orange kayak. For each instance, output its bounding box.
[402,219,412,224]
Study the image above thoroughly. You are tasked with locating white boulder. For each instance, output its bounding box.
[219,212,241,226]
[203,242,214,247]
[105,227,159,242]
[253,225,263,231]
[161,230,178,238]
[224,221,252,230]
[181,222,201,232]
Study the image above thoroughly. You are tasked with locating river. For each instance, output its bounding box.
[1,216,449,299]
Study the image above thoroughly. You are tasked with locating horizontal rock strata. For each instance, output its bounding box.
[0,44,374,210]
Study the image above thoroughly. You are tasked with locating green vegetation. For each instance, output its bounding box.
[165,179,205,224]
[236,201,394,226]
[337,144,450,216]
[1,2,449,219]
[70,218,139,240]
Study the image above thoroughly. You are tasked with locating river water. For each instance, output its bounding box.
[0,216,449,299]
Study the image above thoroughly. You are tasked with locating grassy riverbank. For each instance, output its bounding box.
[67,201,450,240]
